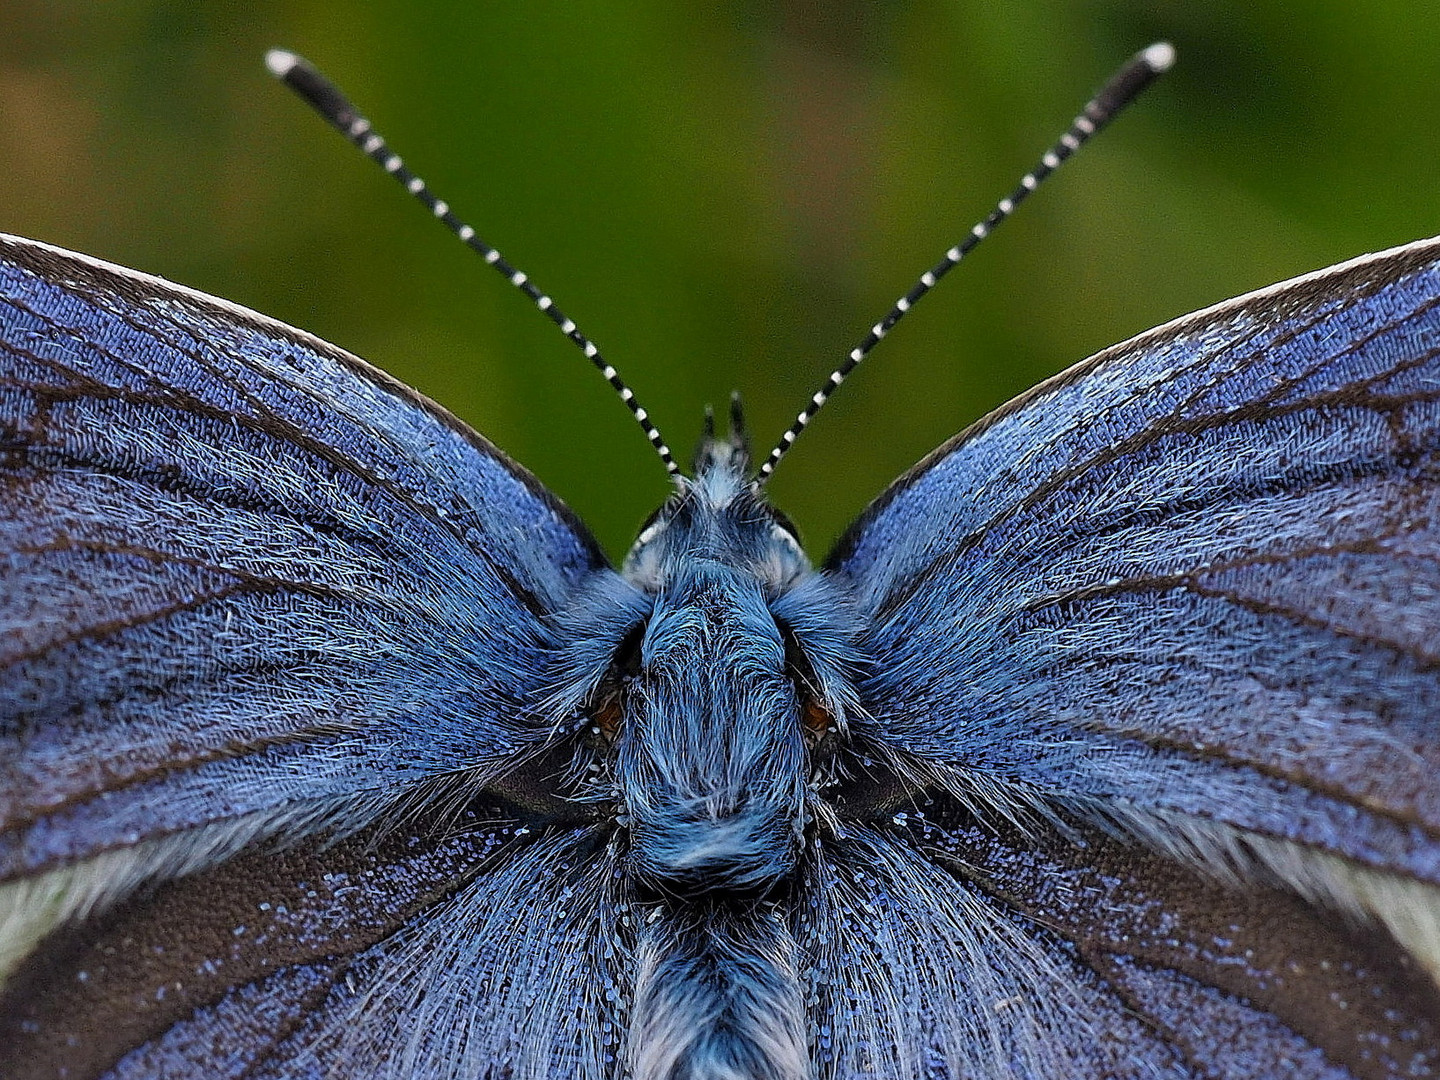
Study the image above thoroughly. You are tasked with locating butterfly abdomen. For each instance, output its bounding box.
[629,904,807,1080]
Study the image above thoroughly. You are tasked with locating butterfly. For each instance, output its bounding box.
[2,39,1439,1080]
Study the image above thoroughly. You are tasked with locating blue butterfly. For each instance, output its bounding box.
[2,42,1439,1080]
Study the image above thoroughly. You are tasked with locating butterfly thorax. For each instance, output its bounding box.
[584,445,856,896]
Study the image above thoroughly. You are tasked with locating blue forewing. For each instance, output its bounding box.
[1,226,1439,1080]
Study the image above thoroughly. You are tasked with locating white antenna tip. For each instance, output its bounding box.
[1142,42,1176,73]
[265,49,300,78]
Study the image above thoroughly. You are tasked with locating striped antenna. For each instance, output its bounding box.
[265,49,680,478]
[756,41,1175,483]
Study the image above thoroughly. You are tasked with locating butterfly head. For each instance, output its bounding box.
[625,393,805,593]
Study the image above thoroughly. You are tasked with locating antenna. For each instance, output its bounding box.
[264,49,681,478]
[756,41,1176,483]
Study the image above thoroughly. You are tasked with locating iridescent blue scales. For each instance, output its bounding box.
[1,229,1439,1079]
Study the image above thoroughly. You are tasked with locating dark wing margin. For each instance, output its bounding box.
[828,235,1440,994]
[0,234,609,956]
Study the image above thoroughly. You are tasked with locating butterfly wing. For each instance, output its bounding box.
[801,811,1439,1079]
[2,806,629,1080]
[827,237,1440,1071]
[0,233,606,957]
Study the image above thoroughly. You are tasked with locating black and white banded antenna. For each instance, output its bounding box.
[265,48,681,478]
[756,41,1175,483]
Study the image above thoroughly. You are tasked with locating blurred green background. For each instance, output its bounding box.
[4,1,1440,561]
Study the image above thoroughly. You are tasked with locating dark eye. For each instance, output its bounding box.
[587,621,645,743]
[776,618,835,747]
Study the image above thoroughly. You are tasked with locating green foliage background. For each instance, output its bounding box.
[4,1,1439,559]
